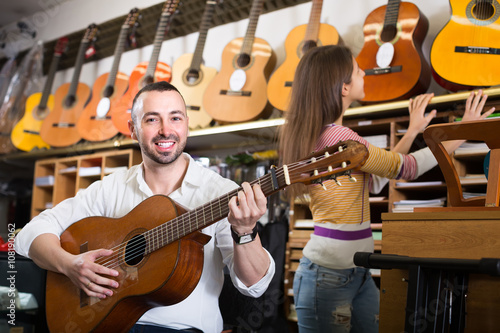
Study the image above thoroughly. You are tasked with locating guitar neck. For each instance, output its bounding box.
[190,0,217,71]
[384,0,401,29]
[67,40,89,99]
[144,168,285,254]
[145,11,173,78]
[304,0,323,42]
[241,0,265,55]
[104,25,130,91]
[39,54,62,109]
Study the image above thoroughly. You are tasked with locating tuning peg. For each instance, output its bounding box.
[338,145,344,152]
[319,181,327,191]
[345,170,357,182]
[332,175,342,186]
[342,162,347,168]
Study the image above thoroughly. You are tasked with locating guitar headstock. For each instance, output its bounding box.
[54,37,69,57]
[162,0,181,16]
[285,140,369,187]
[124,8,140,28]
[82,23,99,43]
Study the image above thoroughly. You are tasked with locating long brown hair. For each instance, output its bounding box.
[278,45,354,197]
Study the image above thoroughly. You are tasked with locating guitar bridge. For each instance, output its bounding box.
[219,90,252,97]
[455,46,500,55]
[364,66,402,76]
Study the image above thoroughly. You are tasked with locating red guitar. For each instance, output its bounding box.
[111,1,179,136]
[45,140,368,333]
[203,0,276,124]
[11,37,69,151]
[40,24,98,147]
[267,0,341,112]
[76,9,140,142]
[355,0,431,103]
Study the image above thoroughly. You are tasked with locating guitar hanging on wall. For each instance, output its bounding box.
[430,0,500,91]
[170,0,219,130]
[76,8,140,142]
[203,0,276,124]
[40,24,98,147]
[10,37,69,151]
[111,0,179,137]
[44,139,369,333]
[355,0,431,104]
[267,0,341,112]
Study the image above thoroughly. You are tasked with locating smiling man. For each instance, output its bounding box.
[15,81,275,333]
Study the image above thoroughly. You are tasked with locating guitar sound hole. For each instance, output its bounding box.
[186,69,200,83]
[124,234,146,266]
[473,2,494,20]
[103,86,114,98]
[302,40,317,54]
[380,25,397,43]
[64,95,76,108]
[237,53,251,68]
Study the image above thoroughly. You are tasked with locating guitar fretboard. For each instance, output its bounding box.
[190,0,218,72]
[383,0,401,29]
[241,0,265,55]
[304,0,323,43]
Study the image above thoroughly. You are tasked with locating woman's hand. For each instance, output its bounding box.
[461,89,495,122]
[407,93,437,135]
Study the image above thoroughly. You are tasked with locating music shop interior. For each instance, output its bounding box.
[0,0,499,332]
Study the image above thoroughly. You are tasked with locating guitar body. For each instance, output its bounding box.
[77,72,128,142]
[40,82,91,147]
[203,37,276,124]
[0,96,27,153]
[430,0,500,91]
[111,62,172,136]
[171,53,217,129]
[46,195,210,333]
[10,92,53,151]
[267,23,340,112]
[356,1,431,103]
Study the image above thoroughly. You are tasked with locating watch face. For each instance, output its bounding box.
[240,234,253,244]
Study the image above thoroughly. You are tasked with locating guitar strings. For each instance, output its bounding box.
[95,149,344,269]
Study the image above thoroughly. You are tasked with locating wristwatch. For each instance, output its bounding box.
[231,225,258,245]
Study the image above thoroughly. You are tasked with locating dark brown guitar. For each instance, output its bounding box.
[45,140,368,333]
[355,0,431,103]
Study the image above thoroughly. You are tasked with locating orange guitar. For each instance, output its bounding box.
[111,0,178,136]
[10,37,68,151]
[40,24,98,147]
[267,0,341,112]
[44,140,368,333]
[355,0,431,103]
[170,0,219,130]
[430,0,500,91]
[203,0,276,124]
[77,9,139,142]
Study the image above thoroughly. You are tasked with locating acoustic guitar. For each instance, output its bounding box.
[10,37,68,151]
[267,0,341,112]
[0,43,43,154]
[203,0,276,124]
[76,9,140,142]
[430,0,500,91]
[111,0,178,137]
[45,139,369,333]
[170,0,219,130]
[40,24,98,147]
[355,0,431,103]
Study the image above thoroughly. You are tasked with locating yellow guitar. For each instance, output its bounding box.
[170,0,218,129]
[267,0,341,112]
[430,0,500,91]
[11,37,68,151]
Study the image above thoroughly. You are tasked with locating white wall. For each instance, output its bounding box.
[4,0,453,95]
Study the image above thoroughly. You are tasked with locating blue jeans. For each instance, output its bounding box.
[293,257,379,333]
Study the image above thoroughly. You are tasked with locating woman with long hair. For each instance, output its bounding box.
[279,45,494,333]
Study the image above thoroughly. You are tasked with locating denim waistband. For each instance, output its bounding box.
[314,225,372,240]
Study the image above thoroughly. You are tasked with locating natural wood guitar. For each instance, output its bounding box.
[355,0,431,103]
[45,140,368,333]
[0,44,43,154]
[10,37,68,151]
[76,9,139,142]
[203,0,276,124]
[267,0,341,112]
[170,0,219,130]
[40,24,98,147]
[430,0,500,91]
[111,1,178,136]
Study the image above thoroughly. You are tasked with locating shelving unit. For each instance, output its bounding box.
[31,149,141,218]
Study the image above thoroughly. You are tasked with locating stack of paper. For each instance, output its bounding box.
[363,134,388,148]
[396,181,443,187]
[392,198,446,212]
[78,166,101,177]
[35,175,54,186]
[454,142,489,156]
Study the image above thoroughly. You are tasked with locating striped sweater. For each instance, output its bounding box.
[302,124,418,269]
